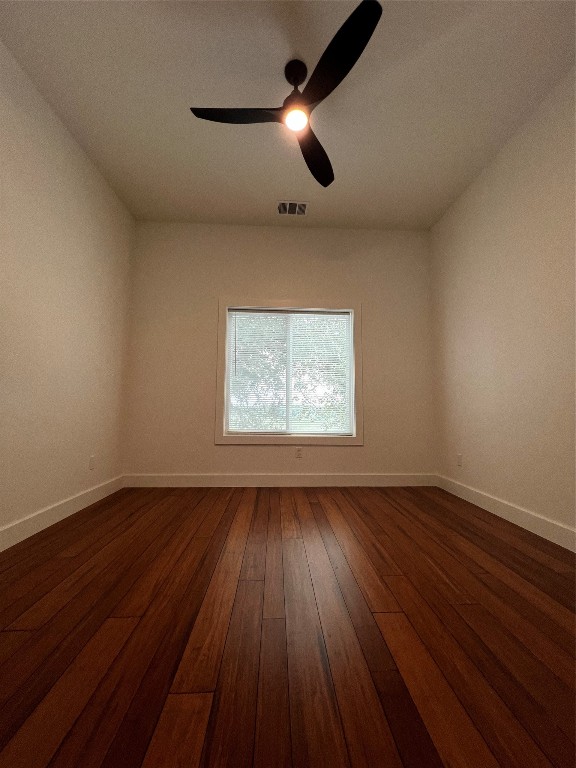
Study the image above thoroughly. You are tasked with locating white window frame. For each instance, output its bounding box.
[215,299,364,445]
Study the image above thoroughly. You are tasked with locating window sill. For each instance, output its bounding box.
[215,432,363,446]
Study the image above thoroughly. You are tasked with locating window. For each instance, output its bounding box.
[215,303,363,445]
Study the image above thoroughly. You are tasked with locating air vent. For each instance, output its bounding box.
[278,201,307,216]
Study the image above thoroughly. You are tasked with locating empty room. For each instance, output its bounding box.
[1,1,574,766]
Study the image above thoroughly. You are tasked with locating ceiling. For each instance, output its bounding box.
[0,1,574,230]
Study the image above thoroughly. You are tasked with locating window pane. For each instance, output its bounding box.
[289,313,352,434]
[226,308,354,435]
[227,312,287,432]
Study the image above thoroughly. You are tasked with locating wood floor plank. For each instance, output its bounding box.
[6,492,194,631]
[382,487,492,575]
[309,497,397,674]
[371,670,445,768]
[382,488,576,685]
[293,489,403,768]
[418,487,575,573]
[283,537,350,768]
[111,488,232,617]
[0,617,137,768]
[280,487,301,540]
[0,490,159,585]
[171,487,256,693]
[263,488,285,619]
[0,559,86,625]
[328,488,402,576]
[410,487,576,601]
[348,487,471,608]
[456,602,575,740]
[375,611,501,768]
[48,530,227,768]
[477,571,575,656]
[200,579,263,768]
[0,557,69,608]
[360,488,576,686]
[0,632,31,667]
[315,490,400,612]
[367,488,477,605]
[254,618,291,768]
[99,492,241,768]
[387,576,575,767]
[141,693,212,768]
[462,567,575,689]
[485,561,575,634]
[193,488,234,539]
[394,512,574,686]
[386,574,555,768]
[57,489,175,560]
[0,490,128,575]
[406,489,575,607]
[0,492,158,619]
[0,495,188,750]
[240,487,269,581]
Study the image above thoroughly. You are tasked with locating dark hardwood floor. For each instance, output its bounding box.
[0,486,574,767]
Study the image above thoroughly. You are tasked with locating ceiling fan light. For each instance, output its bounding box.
[284,108,308,132]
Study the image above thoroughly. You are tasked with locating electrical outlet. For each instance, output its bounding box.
[457,453,463,467]
[89,455,95,471]
[295,447,303,459]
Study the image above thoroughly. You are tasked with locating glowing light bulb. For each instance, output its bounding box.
[284,108,308,132]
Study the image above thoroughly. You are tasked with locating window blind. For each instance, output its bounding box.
[226,308,354,435]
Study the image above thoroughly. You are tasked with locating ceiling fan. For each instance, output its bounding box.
[190,0,382,187]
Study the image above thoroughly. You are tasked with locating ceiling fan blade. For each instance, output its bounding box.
[297,126,334,187]
[190,107,283,124]
[302,0,382,109]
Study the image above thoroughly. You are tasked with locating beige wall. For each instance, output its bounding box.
[431,72,575,541]
[123,224,435,482]
[0,40,134,547]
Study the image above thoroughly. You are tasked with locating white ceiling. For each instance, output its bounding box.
[0,1,574,229]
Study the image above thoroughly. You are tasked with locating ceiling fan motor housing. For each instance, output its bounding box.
[283,90,306,110]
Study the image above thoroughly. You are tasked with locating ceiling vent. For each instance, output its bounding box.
[278,201,307,216]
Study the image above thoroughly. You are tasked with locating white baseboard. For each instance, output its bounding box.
[0,476,124,553]
[436,475,576,552]
[123,473,438,488]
